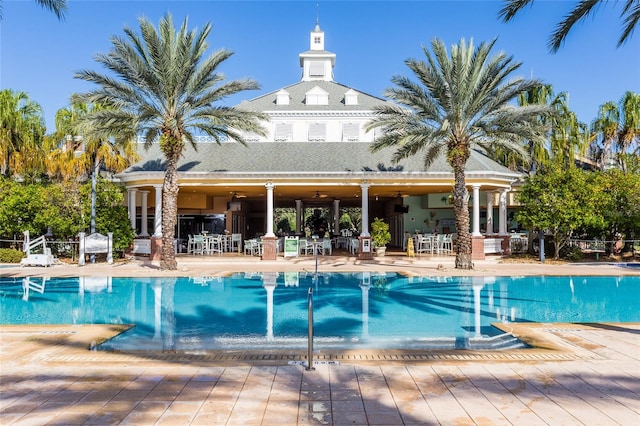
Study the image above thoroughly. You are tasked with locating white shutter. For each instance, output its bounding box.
[309,61,324,77]
[308,123,326,141]
[275,123,293,141]
[342,123,359,141]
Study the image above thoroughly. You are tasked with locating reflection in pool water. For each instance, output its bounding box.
[1,273,638,351]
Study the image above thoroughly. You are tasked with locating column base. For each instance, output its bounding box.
[261,236,277,260]
[150,237,163,261]
[357,236,374,260]
[471,236,485,260]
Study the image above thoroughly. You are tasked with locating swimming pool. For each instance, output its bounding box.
[1,273,638,351]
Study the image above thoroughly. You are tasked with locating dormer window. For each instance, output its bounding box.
[305,86,329,105]
[276,89,290,106]
[344,89,358,106]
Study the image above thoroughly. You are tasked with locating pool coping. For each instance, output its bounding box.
[3,322,631,367]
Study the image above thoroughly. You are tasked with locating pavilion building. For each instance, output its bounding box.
[117,22,521,260]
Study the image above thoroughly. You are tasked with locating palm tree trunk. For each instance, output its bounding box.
[90,161,99,264]
[452,163,473,269]
[160,154,179,270]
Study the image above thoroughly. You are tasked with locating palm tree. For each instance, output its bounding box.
[74,13,267,270]
[499,0,639,52]
[591,101,620,169]
[366,38,551,270]
[549,95,591,167]
[0,89,46,179]
[49,101,140,237]
[618,91,640,162]
[0,0,67,21]
[590,91,640,171]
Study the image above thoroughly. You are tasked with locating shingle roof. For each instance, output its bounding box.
[123,142,517,177]
[238,81,388,112]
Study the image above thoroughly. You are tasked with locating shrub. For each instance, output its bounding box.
[560,245,583,261]
[0,248,24,263]
[370,217,391,247]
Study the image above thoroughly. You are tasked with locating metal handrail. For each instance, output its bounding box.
[306,287,315,371]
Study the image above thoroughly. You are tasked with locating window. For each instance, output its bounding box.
[342,123,359,141]
[243,132,260,142]
[314,36,321,44]
[305,86,329,105]
[275,123,293,141]
[344,89,358,106]
[309,62,324,77]
[308,122,326,141]
[276,90,290,105]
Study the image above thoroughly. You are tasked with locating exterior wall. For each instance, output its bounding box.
[260,113,376,142]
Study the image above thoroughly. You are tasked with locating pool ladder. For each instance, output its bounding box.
[306,287,315,371]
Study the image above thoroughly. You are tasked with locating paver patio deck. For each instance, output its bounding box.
[1,254,639,425]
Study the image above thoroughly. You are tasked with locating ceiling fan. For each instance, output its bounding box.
[232,191,247,199]
[313,190,328,199]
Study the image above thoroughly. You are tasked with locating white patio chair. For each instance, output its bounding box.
[416,235,433,254]
[321,238,332,255]
[192,234,205,255]
[441,234,453,254]
[298,238,313,255]
[231,233,242,253]
[244,239,258,256]
[207,235,223,255]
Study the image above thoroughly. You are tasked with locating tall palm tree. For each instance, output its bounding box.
[74,13,267,270]
[549,95,591,167]
[499,0,640,52]
[590,91,640,170]
[591,101,620,169]
[618,91,640,163]
[0,0,67,21]
[0,89,46,179]
[49,101,140,236]
[366,38,551,270]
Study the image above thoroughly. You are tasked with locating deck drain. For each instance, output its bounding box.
[288,360,340,366]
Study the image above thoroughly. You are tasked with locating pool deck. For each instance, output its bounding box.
[1,254,639,425]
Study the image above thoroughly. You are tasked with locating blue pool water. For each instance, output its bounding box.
[1,273,638,351]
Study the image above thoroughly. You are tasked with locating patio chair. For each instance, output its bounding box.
[192,234,205,255]
[321,238,332,255]
[207,235,223,255]
[231,233,242,253]
[298,238,314,255]
[244,239,258,256]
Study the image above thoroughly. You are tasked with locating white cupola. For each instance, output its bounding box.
[299,21,336,82]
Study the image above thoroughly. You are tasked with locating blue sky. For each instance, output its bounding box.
[1,0,638,132]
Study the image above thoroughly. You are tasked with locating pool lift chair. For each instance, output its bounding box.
[20,230,55,267]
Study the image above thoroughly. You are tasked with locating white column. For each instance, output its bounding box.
[499,189,508,235]
[265,181,275,237]
[128,189,138,235]
[472,185,481,236]
[263,273,277,342]
[472,277,484,337]
[139,191,149,236]
[360,275,370,339]
[486,191,494,235]
[153,184,162,237]
[360,182,370,236]
[295,199,303,234]
[333,199,340,235]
